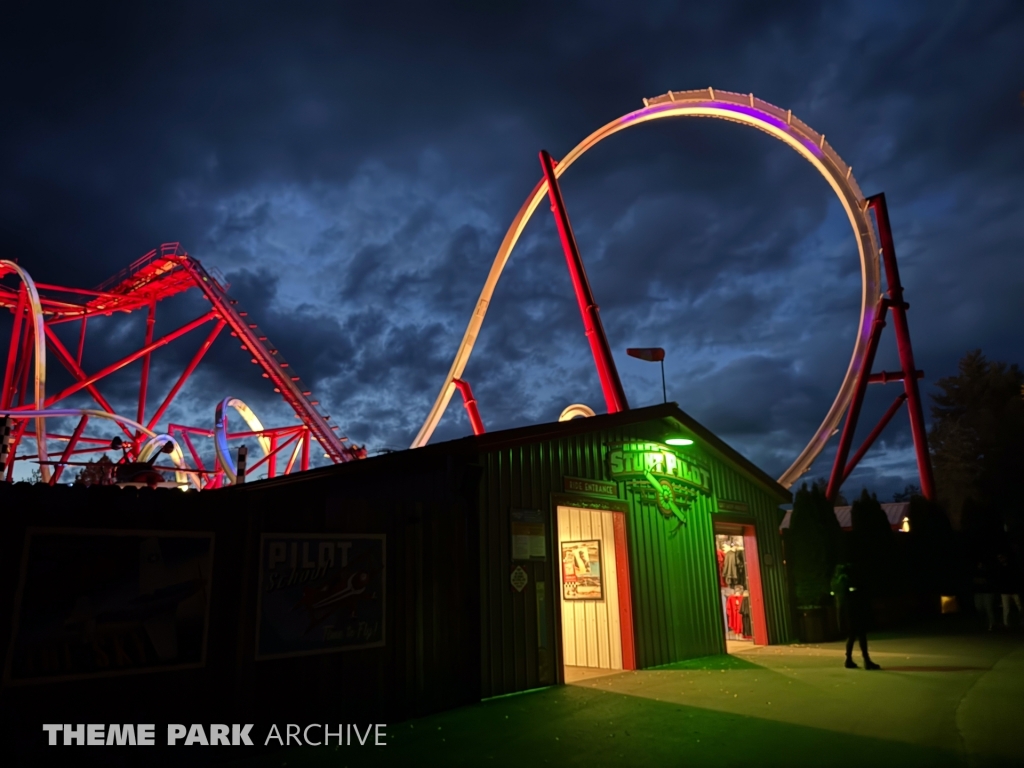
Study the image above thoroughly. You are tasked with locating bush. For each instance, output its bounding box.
[907,495,959,594]
[850,489,900,595]
[788,483,844,607]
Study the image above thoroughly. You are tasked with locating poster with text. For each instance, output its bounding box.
[561,539,603,600]
[4,529,214,685]
[256,534,385,659]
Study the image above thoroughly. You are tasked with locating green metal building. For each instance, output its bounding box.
[468,402,795,698]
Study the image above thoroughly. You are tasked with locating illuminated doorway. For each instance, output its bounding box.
[557,505,635,682]
[714,522,768,649]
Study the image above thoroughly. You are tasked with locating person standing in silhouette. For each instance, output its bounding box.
[832,563,881,670]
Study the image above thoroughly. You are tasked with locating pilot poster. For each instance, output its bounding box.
[256,534,385,659]
[561,540,603,600]
[4,528,214,685]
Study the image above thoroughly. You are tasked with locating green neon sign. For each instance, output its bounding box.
[606,442,713,525]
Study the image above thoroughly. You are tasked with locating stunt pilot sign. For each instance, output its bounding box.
[606,442,713,526]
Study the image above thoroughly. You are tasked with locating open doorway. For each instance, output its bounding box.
[715,522,768,650]
[557,505,635,682]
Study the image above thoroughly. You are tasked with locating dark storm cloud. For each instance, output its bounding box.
[2,1,1022,493]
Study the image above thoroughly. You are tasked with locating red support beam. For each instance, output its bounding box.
[177,429,207,476]
[76,315,87,367]
[267,434,278,478]
[168,423,214,438]
[841,393,908,485]
[5,419,28,481]
[3,244,350,482]
[147,319,226,431]
[33,432,113,446]
[539,150,629,414]
[826,297,887,502]
[452,378,486,435]
[42,311,218,410]
[867,369,923,384]
[50,415,89,484]
[136,300,157,441]
[41,326,136,443]
[868,194,936,501]
[245,433,299,477]
[170,424,302,441]
[825,193,935,503]
[17,321,32,407]
[2,287,26,409]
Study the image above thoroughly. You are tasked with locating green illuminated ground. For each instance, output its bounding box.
[235,624,1024,768]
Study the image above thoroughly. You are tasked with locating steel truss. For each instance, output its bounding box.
[1,243,364,486]
[825,193,935,502]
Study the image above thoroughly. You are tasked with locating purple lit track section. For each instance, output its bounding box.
[412,88,881,490]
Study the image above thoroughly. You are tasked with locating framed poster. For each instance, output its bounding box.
[4,528,215,686]
[256,534,385,660]
[560,539,603,600]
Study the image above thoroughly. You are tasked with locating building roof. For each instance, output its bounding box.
[237,402,790,502]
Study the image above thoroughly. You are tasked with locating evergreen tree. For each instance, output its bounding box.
[906,493,960,595]
[893,485,921,502]
[849,489,899,595]
[788,483,844,607]
[929,350,1024,538]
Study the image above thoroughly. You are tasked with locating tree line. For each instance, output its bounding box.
[787,349,1023,612]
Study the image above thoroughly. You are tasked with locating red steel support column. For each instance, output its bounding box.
[868,194,936,501]
[76,315,88,367]
[147,319,226,431]
[17,323,33,407]
[2,288,27,409]
[5,420,28,481]
[136,300,157,441]
[841,393,907,485]
[539,150,629,414]
[43,311,218,408]
[42,327,137,442]
[247,434,299,477]
[50,415,89,484]
[267,434,278,478]
[177,430,207,482]
[826,296,888,502]
[452,378,486,435]
[300,427,310,472]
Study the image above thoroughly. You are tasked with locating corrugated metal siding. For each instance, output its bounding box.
[0,462,482,728]
[616,421,725,668]
[478,444,559,698]
[477,417,793,696]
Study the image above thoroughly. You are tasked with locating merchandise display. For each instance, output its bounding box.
[716,534,753,641]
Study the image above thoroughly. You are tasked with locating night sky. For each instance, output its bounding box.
[2,2,1022,496]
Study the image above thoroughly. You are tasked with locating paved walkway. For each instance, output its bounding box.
[234,626,1024,768]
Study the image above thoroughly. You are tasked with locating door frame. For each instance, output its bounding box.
[552,496,636,671]
[714,520,769,646]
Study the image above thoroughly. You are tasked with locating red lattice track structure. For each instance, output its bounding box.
[1,243,364,486]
